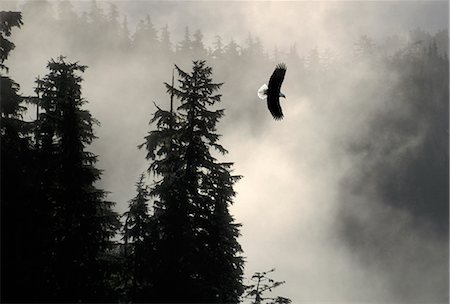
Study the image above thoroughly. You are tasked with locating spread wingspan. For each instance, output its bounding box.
[267,63,287,120]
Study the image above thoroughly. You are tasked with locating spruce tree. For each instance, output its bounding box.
[0,11,23,70]
[132,14,158,54]
[177,26,193,60]
[119,15,131,52]
[141,87,188,302]
[243,269,292,304]
[122,174,151,301]
[158,24,173,59]
[192,29,207,59]
[211,35,224,60]
[0,11,47,301]
[224,39,241,64]
[142,60,244,303]
[35,56,120,302]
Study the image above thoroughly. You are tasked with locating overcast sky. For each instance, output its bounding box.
[3,0,449,303]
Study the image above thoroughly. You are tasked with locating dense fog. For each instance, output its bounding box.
[2,0,448,302]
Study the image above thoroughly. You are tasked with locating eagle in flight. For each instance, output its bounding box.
[257,63,287,120]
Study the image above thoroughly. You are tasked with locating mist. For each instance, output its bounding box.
[2,0,448,302]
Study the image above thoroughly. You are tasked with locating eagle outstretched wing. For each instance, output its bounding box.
[268,63,287,93]
[267,63,287,120]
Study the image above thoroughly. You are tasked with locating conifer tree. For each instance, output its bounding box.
[0,11,23,70]
[243,269,292,304]
[141,84,187,302]
[0,11,47,301]
[159,24,173,56]
[120,15,131,51]
[142,60,244,303]
[177,26,193,60]
[133,14,158,54]
[224,39,241,64]
[211,35,224,60]
[122,174,151,301]
[243,34,265,62]
[192,29,207,59]
[106,3,121,48]
[35,56,120,302]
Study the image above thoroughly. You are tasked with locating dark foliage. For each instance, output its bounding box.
[138,61,245,303]
[243,269,292,304]
[0,11,47,302]
[0,11,23,71]
[33,56,120,302]
[1,41,120,301]
[121,174,152,301]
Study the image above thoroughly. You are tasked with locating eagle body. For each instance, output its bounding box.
[257,63,287,120]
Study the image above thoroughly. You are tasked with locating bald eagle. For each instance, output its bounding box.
[257,63,287,120]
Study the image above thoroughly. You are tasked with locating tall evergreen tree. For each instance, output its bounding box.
[141,60,244,303]
[132,14,158,54]
[0,11,46,301]
[122,174,151,301]
[159,24,173,56]
[224,39,241,62]
[106,3,121,48]
[35,56,120,302]
[177,26,193,60]
[242,34,265,63]
[209,35,225,65]
[140,83,188,302]
[119,15,131,52]
[85,0,110,53]
[192,29,207,59]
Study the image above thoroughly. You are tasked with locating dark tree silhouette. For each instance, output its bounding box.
[0,11,47,302]
[34,56,120,302]
[140,60,244,303]
[121,174,152,301]
[243,269,292,304]
[0,11,23,70]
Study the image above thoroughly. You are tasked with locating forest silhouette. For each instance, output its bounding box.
[1,1,448,303]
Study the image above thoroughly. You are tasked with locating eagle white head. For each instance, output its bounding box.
[257,84,268,99]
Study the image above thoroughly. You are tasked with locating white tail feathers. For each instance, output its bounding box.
[257,84,268,100]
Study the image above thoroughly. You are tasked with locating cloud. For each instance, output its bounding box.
[4,0,448,302]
